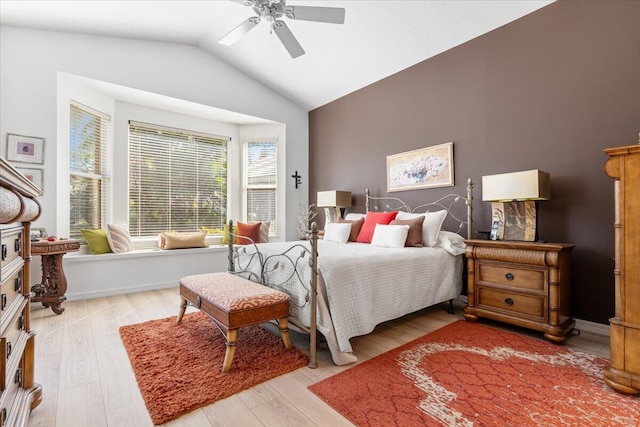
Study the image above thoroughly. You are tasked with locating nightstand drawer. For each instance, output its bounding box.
[477,262,546,292]
[478,287,547,321]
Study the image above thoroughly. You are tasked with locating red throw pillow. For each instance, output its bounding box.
[338,217,365,242]
[236,222,261,245]
[355,211,399,243]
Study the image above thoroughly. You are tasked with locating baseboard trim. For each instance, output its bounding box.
[65,281,177,302]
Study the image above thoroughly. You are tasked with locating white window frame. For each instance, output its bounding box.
[128,120,230,241]
[242,138,278,235]
[68,101,112,239]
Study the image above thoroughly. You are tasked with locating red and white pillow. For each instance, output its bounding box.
[335,209,449,249]
[355,211,399,243]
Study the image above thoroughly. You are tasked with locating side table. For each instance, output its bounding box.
[30,239,80,314]
[464,239,575,343]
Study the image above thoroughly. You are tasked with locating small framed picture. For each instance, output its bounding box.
[31,228,48,241]
[16,167,43,191]
[6,133,45,164]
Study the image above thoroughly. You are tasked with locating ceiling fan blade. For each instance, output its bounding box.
[273,20,305,58]
[286,6,345,24]
[218,17,261,46]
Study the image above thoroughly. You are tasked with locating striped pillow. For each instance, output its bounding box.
[258,221,270,243]
[106,223,134,253]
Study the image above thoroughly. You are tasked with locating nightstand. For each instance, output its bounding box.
[463,239,575,343]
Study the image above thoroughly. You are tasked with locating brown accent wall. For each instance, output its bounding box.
[309,0,640,324]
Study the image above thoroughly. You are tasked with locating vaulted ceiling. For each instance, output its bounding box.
[0,1,553,110]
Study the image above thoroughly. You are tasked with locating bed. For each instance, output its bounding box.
[228,179,474,367]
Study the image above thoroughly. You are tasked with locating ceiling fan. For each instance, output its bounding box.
[219,0,345,58]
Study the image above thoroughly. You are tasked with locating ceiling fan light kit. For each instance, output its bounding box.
[220,0,345,58]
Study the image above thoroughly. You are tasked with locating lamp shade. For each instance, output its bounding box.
[317,190,352,207]
[482,170,551,202]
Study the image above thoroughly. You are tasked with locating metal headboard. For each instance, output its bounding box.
[365,178,474,239]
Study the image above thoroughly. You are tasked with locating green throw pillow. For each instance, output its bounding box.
[221,224,238,244]
[80,229,113,254]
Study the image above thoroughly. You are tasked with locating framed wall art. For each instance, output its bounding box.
[6,133,45,164]
[16,167,44,192]
[386,142,454,192]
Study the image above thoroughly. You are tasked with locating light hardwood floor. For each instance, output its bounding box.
[26,289,610,427]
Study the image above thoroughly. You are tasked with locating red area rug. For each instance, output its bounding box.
[309,320,640,426]
[120,312,308,425]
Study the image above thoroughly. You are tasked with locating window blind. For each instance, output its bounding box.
[69,102,111,240]
[245,141,277,232]
[128,121,228,237]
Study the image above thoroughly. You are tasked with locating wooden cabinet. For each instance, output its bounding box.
[463,239,575,343]
[603,144,640,395]
[0,158,42,426]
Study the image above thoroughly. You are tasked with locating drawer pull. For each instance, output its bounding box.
[15,368,22,386]
[15,238,21,253]
[1,294,6,311]
[1,244,6,261]
[15,277,22,292]
[505,273,514,281]
[18,315,25,330]
[6,342,11,359]
[2,408,6,425]
[504,297,514,306]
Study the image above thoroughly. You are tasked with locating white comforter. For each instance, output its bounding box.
[237,238,464,365]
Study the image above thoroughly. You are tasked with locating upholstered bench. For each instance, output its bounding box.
[177,272,292,373]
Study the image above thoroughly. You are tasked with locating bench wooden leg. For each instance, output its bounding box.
[222,329,238,373]
[278,317,292,349]
[176,296,188,324]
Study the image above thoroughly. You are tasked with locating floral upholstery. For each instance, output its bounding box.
[179,273,289,312]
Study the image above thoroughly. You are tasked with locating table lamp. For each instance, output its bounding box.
[317,190,352,229]
[482,169,550,241]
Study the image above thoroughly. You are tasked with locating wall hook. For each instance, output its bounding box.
[291,170,302,189]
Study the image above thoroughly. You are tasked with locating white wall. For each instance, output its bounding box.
[0,26,309,300]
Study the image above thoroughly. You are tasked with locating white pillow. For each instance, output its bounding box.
[106,223,134,254]
[436,230,466,256]
[370,224,410,248]
[396,210,447,247]
[344,213,366,221]
[323,222,352,243]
